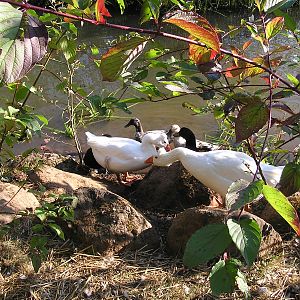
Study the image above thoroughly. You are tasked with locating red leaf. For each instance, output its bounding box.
[235,100,269,142]
[95,0,111,23]
[225,65,244,78]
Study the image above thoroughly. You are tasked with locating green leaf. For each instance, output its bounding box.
[91,44,99,55]
[15,85,29,101]
[78,0,90,9]
[48,223,65,240]
[182,102,202,114]
[30,253,42,272]
[266,17,284,39]
[287,73,299,87]
[30,236,48,248]
[227,218,261,266]
[254,0,266,12]
[164,12,220,53]
[140,0,162,24]
[236,269,250,298]
[262,185,300,235]
[35,114,48,125]
[235,101,269,143]
[31,224,45,233]
[58,36,77,62]
[35,209,47,222]
[100,37,148,81]
[183,224,232,267]
[226,180,264,211]
[279,162,300,196]
[274,9,297,32]
[209,259,240,296]
[119,97,145,104]
[39,13,58,22]
[144,48,165,59]
[131,82,162,97]
[264,0,296,13]
[116,0,125,14]
[7,106,19,116]
[0,3,48,84]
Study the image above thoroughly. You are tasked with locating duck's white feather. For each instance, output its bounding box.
[149,148,284,197]
[86,131,169,173]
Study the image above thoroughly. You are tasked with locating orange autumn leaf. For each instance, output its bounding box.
[95,0,111,24]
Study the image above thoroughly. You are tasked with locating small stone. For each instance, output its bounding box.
[83,287,92,297]
[257,286,269,295]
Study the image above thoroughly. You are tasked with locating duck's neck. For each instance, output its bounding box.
[154,148,190,166]
[136,123,144,135]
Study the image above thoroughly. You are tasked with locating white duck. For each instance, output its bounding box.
[86,131,170,175]
[145,148,284,198]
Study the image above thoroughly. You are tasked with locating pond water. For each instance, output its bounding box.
[11,11,300,155]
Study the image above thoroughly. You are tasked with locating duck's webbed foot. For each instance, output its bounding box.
[208,192,224,208]
[117,172,141,186]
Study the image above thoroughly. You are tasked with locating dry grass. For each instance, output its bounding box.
[1,154,299,299]
[1,234,299,300]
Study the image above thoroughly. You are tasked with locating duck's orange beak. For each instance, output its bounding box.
[165,144,171,152]
[145,156,154,164]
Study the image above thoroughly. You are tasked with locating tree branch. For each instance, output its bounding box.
[1,0,299,94]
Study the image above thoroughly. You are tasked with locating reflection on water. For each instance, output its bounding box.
[6,11,300,154]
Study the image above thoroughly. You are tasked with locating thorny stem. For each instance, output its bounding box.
[67,64,83,164]
[252,13,274,184]
[1,0,299,94]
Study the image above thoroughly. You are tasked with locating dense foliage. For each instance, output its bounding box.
[0,0,300,297]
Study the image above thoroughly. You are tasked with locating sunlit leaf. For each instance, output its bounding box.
[0,3,48,84]
[183,224,232,267]
[266,17,284,39]
[131,81,162,97]
[226,180,264,211]
[227,218,262,265]
[95,0,111,23]
[235,100,269,142]
[48,223,65,240]
[262,185,300,235]
[100,37,148,81]
[265,0,296,13]
[182,102,202,114]
[189,43,218,64]
[209,259,240,296]
[236,269,250,298]
[164,11,220,53]
[287,73,299,87]
[116,0,125,14]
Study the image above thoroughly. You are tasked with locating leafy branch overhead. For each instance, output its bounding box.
[0,2,48,84]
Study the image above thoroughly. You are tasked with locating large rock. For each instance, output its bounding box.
[73,187,160,254]
[28,165,107,195]
[131,162,210,211]
[0,182,39,224]
[167,207,282,260]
